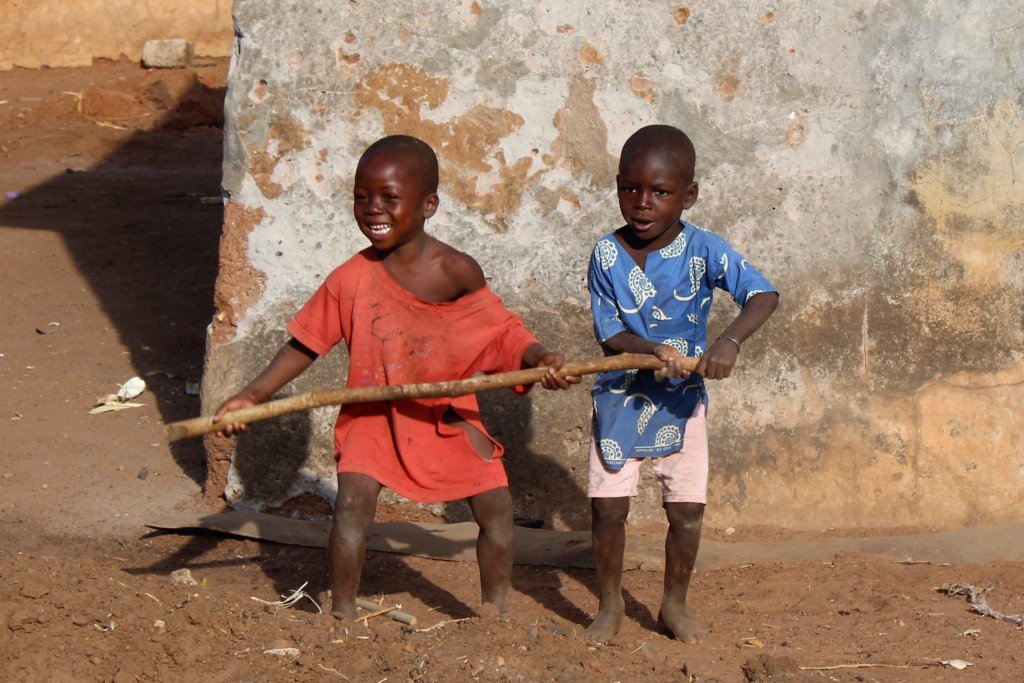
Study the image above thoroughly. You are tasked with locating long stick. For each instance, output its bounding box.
[165,353,696,443]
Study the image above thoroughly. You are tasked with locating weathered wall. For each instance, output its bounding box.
[0,0,233,70]
[205,0,1024,530]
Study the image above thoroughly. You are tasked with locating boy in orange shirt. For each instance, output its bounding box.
[215,135,577,618]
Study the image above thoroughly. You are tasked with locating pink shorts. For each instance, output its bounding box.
[587,403,708,503]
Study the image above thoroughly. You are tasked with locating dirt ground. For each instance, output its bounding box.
[1,60,1023,683]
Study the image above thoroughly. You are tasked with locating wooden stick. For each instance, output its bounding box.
[358,605,397,622]
[356,598,418,626]
[165,353,697,443]
[799,662,932,671]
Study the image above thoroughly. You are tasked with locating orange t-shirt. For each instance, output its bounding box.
[286,249,539,502]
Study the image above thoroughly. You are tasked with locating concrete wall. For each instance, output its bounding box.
[204,0,1024,530]
[0,0,233,70]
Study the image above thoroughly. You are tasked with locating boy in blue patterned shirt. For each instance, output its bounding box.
[584,124,779,643]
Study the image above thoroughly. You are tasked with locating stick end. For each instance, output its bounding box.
[164,423,189,443]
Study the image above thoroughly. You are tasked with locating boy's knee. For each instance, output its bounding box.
[479,519,514,548]
[664,501,704,529]
[591,497,630,525]
[334,477,379,520]
[471,493,513,535]
[335,490,373,514]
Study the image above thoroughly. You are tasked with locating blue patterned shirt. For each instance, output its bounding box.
[588,220,777,470]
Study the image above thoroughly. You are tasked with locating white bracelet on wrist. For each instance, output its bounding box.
[716,335,741,352]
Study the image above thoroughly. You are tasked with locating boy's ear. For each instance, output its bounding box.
[682,181,699,209]
[423,193,439,218]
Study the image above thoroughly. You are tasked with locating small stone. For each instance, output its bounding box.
[141,39,194,69]
[170,568,198,586]
[264,638,299,658]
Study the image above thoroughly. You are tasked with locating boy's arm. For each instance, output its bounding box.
[521,343,580,390]
[696,291,779,380]
[600,333,689,381]
[213,338,318,435]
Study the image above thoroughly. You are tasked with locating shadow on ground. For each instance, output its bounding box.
[0,65,227,484]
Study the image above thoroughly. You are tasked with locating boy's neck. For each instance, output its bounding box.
[375,230,433,265]
[615,220,684,265]
[373,234,478,304]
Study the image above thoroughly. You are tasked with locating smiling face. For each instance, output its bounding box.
[616,147,698,250]
[352,149,438,253]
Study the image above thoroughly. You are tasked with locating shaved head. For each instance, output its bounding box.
[620,125,696,182]
[359,135,439,193]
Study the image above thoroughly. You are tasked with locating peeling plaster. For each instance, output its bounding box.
[211,202,268,345]
[909,100,1024,286]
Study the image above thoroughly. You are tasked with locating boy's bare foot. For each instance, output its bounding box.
[476,601,508,621]
[330,601,357,620]
[657,601,706,643]
[583,597,624,643]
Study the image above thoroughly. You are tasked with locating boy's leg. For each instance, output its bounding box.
[660,501,706,643]
[585,433,641,643]
[585,496,630,642]
[467,486,514,614]
[329,472,382,619]
[654,402,708,642]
